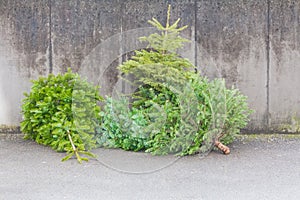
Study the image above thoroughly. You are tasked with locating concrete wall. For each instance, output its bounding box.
[0,0,299,132]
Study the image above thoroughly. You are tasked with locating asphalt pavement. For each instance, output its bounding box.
[1,133,300,200]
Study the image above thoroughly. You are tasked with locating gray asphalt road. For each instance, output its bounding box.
[1,134,300,200]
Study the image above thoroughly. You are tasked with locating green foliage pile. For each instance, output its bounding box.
[21,69,103,163]
[97,5,252,155]
[20,6,252,162]
[97,97,150,151]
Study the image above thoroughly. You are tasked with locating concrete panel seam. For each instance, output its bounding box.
[266,0,271,129]
[194,0,198,70]
[49,0,53,73]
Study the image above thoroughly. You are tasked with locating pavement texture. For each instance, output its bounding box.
[1,133,300,200]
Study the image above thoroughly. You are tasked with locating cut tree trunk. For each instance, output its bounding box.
[214,141,230,155]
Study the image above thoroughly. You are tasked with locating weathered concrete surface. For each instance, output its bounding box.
[1,135,300,199]
[196,0,269,131]
[0,0,50,76]
[51,0,123,96]
[51,0,122,72]
[0,0,300,132]
[269,0,300,130]
[0,0,50,124]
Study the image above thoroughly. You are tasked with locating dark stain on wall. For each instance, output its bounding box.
[0,0,50,77]
[197,0,267,85]
[51,0,122,73]
[270,0,300,66]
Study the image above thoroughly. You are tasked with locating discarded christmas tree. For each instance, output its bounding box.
[21,69,102,163]
[98,5,252,156]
